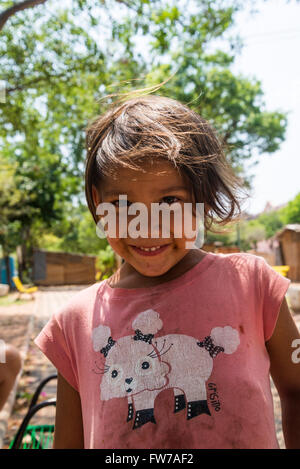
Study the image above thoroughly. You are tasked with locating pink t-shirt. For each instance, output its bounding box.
[34,251,291,449]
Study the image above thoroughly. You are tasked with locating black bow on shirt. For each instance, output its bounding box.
[133,329,154,345]
[197,336,224,358]
[100,336,116,357]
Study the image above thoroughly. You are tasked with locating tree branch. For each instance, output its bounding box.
[6,71,68,94]
[0,0,48,31]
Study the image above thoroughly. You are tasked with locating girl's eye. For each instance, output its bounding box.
[112,200,131,207]
[111,197,180,207]
[160,196,180,205]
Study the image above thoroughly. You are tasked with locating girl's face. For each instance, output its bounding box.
[92,159,200,278]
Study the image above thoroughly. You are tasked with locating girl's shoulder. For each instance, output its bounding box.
[52,281,106,324]
[212,251,281,287]
[213,250,267,272]
[216,251,290,294]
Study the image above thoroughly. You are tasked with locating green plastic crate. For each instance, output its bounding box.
[10,424,54,449]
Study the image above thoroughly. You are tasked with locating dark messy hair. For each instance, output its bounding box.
[85,91,248,234]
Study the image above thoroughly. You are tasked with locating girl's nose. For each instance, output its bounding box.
[125,378,133,384]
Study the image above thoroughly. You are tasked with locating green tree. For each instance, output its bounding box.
[0,0,289,279]
[280,193,300,224]
[242,219,266,250]
[0,160,34,284]
[256,210,285,239]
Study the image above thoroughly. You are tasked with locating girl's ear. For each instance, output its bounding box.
[92,184,101,208]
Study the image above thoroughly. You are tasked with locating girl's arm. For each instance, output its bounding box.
[53,372,84,449]
[265,297,300,449]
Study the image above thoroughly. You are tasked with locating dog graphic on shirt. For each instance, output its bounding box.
[92,309,240,429]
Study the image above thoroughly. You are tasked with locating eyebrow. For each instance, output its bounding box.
[102,186,190,197]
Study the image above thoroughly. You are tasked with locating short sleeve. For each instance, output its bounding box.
[34,310,79,391]
[259,257,291,342]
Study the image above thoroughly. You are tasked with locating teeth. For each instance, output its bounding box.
[139,246,162,252]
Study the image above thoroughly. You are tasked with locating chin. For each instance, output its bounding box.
[134,263,173,278]
[134,267,163,277]
[141,270,166,278]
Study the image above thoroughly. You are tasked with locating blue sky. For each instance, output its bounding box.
[231,0,300,215]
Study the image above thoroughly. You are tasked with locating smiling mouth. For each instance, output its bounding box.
[130,244,168,249]
[129,244,170,256]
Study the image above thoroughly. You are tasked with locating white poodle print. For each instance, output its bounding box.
[92,309,240,429]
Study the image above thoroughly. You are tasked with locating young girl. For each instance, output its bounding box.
[34,93,300,449]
